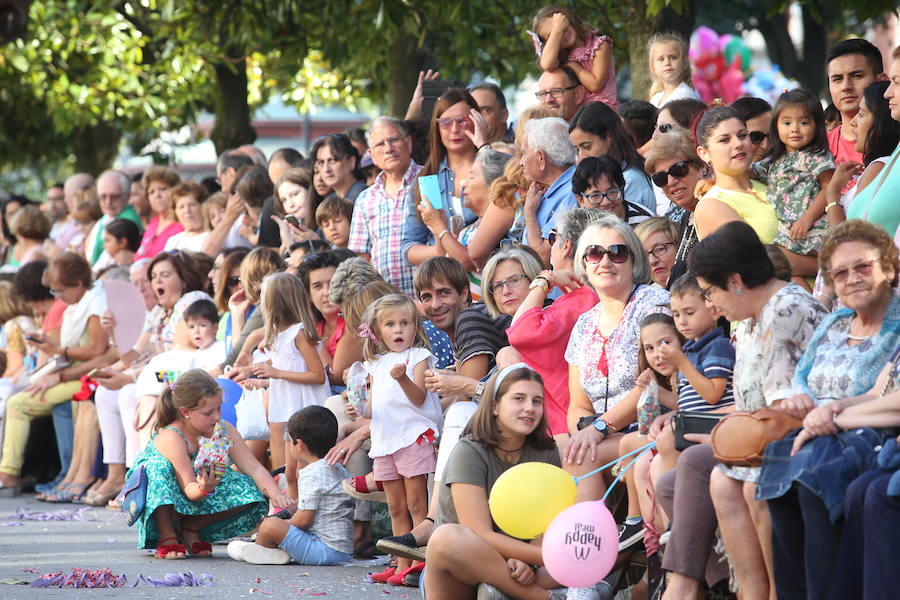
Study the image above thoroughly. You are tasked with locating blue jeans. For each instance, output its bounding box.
[278,526,351,565]
[51,401,73,476]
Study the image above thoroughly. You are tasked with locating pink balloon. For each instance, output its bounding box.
[541,501,619,588]
[721,66,745,103]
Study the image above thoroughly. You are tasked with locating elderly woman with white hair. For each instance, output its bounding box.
[562,215,670,503]
[521,116,578,265]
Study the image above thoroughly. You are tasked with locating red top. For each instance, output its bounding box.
[42,299,67,333]
[135,216,184,260]
[828,126,863,195]
[316,314,346,359]
[506,286,599,435]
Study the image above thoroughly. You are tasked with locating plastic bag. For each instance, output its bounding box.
[235,387,269,441]
[636,379,660,435]
[345,361,368,419]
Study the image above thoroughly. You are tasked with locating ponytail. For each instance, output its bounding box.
[154,386,179,431]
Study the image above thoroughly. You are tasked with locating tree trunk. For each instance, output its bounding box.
[386,32,427,118]
[757,10,800,83]
[799,3,828,97]
[211,56,256,155]
[623,2,696,101]
[71,122,121,175]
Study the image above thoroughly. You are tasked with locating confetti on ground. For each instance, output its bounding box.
[12,506,97,522]
[0,521,22,527]
[29,568,213,588]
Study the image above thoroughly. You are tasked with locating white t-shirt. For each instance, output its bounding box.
[650,82,702,109]
[134,341,226,397]
[164,231,211,253]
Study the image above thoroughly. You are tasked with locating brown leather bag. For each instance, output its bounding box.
[710,408,802,467]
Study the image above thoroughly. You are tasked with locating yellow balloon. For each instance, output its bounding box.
[489,462,578,539]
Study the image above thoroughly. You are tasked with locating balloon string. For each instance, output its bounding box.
[571,440,657,485]
[601,445,656,503]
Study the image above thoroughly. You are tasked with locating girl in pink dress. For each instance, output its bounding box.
[530,5,617,109]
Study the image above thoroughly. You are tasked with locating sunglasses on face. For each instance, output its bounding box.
[828,258,879,284]
[657,123,674,134]
[581,188,623,206]
[548,229,559,247]
[749,131,768,145]
[227,276,241,287]
[584,244,631,264]
[437,116,473,130]
[650,160,694,187]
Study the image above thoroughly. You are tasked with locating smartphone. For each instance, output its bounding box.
[25,334,43,343]
[421,79,456,120]
[418,175,443,209]
[285,215,304,228]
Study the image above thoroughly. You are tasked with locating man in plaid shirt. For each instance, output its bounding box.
[348,117,421,297]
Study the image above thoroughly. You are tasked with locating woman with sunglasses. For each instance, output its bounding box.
[404,88,480,267]
[751,220,900,599]
[569,101,656,212]
[562,215,669,503]
[644,125,712,284]
[571,155,653,226]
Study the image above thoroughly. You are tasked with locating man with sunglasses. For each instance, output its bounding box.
[535,67,585,122]
[520,117,578,265]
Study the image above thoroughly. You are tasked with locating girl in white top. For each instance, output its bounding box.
[647,32,702,108]
[251,272,330,497]
[358,293,441,578]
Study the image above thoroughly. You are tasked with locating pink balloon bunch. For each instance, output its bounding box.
[689,26,747,104]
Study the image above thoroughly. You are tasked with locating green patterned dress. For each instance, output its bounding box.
[128,421,267,549]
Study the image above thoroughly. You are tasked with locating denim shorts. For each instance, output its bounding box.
[277,525,351,565]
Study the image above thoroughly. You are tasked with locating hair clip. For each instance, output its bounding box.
[358,322,378,342]
[526,30,543,57]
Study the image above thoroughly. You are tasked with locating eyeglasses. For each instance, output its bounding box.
[749,131,768,145]
[699,283,716,301]
[436,116,472,130]
[650,160,695,187]
[657,123,674,134]
[647,242,675,259]
[488,273,528,295]
[49,287,65,298]
[227,276,241,287]
[828,258,879,284]
[548,229,559,246]
[580,188,623,206]
[371,135,404,153]
[584,244,631,264]
[534,85,579,101]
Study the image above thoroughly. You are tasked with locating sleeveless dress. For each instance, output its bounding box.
[569,32,617,109]
[268,322,331,422]
[128,422,267,549]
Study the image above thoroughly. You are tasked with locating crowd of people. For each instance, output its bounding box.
[1,5,899,599]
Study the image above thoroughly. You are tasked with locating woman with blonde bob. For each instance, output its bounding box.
[424,364,564,600]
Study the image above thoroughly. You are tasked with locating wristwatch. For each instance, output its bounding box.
[529,270,552,292]
[473,381,486,403]
[592,418,610,438]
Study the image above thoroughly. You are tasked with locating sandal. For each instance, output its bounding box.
[343,475,387,503]
[155,536,187,559]
[387,562,425,586]
[177,525,213,557]
[45,483,90,504]
[370,565,397,584]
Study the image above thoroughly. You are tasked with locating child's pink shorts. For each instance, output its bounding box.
[373,437,436,481]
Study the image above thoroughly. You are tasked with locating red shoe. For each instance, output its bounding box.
[387,562,425,586]
[370,565,397,583]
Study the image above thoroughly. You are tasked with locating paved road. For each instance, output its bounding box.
[0,495,406,600]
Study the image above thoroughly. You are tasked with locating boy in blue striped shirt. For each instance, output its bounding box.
[660,275,735,412]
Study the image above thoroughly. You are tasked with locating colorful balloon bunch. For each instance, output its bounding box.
[689,26,751,104]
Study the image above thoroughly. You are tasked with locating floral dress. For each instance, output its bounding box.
[751,149,835,255]
[565,284,670,413]
[128,421,267,549]
[568,31,617,110]
[723,283,827,482]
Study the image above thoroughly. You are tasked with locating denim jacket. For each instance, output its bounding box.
[401,157,477,266]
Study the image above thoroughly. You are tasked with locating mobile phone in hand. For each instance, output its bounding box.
[285,215,303,228]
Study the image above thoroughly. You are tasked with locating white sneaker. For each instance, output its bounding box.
[566,582,613,600]
[226,540,250,561]
[476,583,513,600]
[239,543,292,565]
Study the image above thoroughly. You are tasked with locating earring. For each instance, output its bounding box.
[734,288,743,296]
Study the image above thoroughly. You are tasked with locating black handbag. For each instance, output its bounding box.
[673,411,727,451]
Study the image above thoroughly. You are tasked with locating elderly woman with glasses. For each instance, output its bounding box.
[635,217,682,288]
[562,215,669,502]
[572,155,653,226]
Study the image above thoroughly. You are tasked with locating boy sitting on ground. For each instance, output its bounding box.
[228,406,354,565]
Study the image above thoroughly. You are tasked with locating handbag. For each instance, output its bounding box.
[710,407,802,467]
[120,465,147,526]
[673,411,727,451]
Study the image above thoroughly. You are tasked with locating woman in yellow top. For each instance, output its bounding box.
[694,106,780,244]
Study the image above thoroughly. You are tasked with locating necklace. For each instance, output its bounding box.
[495,444,524,464]
[847,333,873,341]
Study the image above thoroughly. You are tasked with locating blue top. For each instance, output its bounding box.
[793,292,900,403]
[401,157,478,265]
[677,327,735,412]
[423,320,456,369]
[623,166,656,213]
[523,164,577,247]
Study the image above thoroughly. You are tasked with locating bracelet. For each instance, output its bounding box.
[825,201,840,212]
[477,143,491,152]
[438,229,451,242]
[197,484,210,497]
